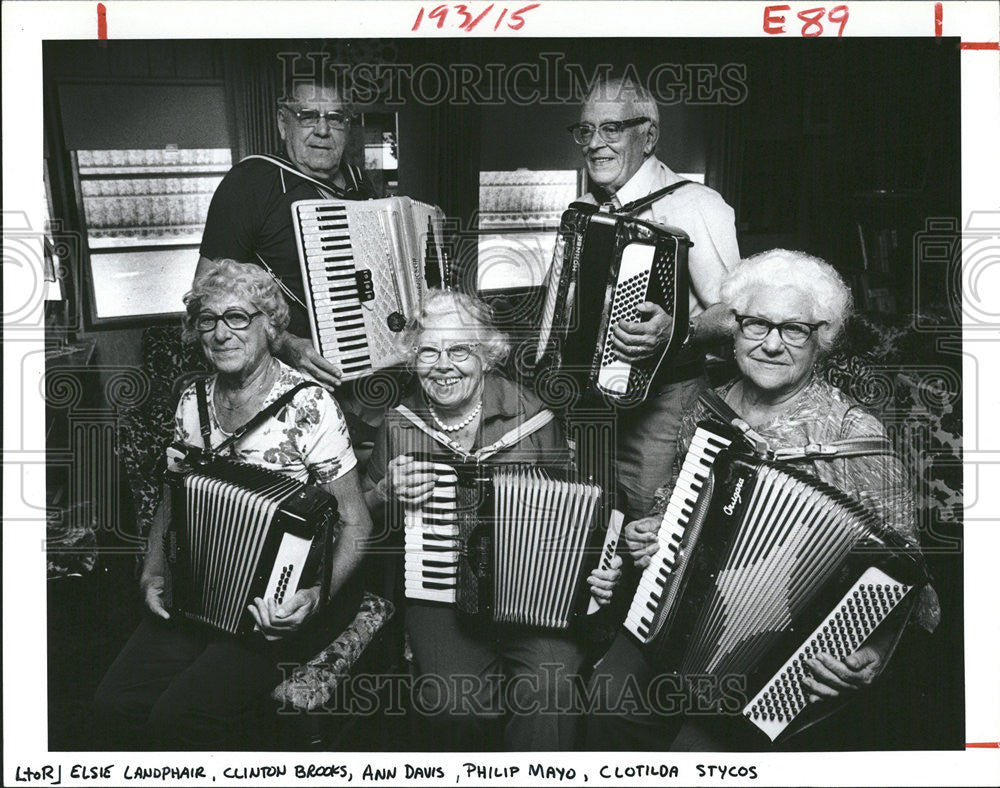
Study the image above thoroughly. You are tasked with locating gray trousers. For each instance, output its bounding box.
[615,375,709,520]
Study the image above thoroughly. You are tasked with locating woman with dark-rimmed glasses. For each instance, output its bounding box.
[585,248,939,751]
[94,258,372,749]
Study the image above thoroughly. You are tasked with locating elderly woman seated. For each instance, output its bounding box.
[363,288,621,751]
[584,249,940,751]
[94,259,373,750]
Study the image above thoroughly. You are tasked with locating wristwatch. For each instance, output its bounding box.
[680,319,697,350]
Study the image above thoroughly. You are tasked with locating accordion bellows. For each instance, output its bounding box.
[626,423,928,742]
[165,454,339,637]
[404,464,621,630]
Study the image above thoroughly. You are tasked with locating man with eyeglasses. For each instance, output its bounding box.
[199,77,377,388]
[567,76,740,522]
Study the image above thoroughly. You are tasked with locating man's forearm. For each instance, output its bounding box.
[689,303,734,346]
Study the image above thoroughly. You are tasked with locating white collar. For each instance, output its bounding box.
[611,157,680,208]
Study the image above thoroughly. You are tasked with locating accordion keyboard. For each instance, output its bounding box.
[403,464,460,604]
[625,426,733,642]
[744,566,913,741]
[296,202,374,377]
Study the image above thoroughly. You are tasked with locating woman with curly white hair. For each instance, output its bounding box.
[95,259,372,749]
[364,288,621,751]
[586,249,939,751]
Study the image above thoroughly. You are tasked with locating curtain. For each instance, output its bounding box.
[703,103,745,231]
[222,42,282,162]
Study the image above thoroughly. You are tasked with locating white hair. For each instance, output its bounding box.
[584,77,660,133]
[396,289,509,369]
[720,249,854,353]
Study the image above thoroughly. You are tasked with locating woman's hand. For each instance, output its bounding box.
[802,646,882,703]
[140,574,170,620]
[587,554,624,607]
[248,587,321,640]
[623,515,662,568]
[387,455,438,505]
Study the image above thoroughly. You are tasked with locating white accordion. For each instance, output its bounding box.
[292,197,446,381]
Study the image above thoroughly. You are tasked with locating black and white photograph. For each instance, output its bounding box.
[3,1,999,785]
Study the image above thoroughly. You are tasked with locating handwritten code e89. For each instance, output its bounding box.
[412,3,540,32]
[764,5,850,37]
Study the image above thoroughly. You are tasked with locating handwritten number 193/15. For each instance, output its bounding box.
[412,3,540,32]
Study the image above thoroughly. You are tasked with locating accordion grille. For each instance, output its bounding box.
[599,266,651,370]
[350,205,408,366]
[182,469,301,634]
[492,468,601,629]
[681,465,874,678]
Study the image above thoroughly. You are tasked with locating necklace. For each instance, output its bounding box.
[428,399,482,432]
[216,359,275,412]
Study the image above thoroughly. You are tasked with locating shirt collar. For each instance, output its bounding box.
[611,155,662,208]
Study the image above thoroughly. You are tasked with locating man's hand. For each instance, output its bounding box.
[612,302,674,362]
[387,455,438,505]
[248,587,321,640]
[587,554,624,607]
[623,515,662,568]
[141,574,170,620]
[802,646,882,703]
[276,333,342,387]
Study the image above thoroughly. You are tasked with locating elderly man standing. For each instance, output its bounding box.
[199,77,377,388]
[568,76,740,521]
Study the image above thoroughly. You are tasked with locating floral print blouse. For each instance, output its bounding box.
[172,360,356,486]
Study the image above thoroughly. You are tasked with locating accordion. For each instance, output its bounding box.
[403,462,622,629]
[624,423,928,743]
[535,203,691,402]
[292,197,446,381]
[164,451,339,637]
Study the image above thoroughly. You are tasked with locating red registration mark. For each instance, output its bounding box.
[412,3,540,32]
[763,4,850,37]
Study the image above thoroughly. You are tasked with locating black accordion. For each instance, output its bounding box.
[624,423,928,743]
[164,450,339,637]
[535,203,691,402]
[292,197,447,381]
[403,462,622,630]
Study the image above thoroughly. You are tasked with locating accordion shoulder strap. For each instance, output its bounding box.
[393,403,556,462]
[477,409,556,461]
[195,378,213,450]
[241,154,342,199]
[202,381,320,456]
[771,436,894,461]
[616,180,693,216]
[699,388,895,460]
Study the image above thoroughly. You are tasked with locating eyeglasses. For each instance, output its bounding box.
[734,314,825,347]
[567,117,651,145]
[414,343,478,364]
[195,310,263,333]
[281,106,352,130]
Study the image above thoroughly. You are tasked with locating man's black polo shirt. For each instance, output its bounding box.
[200,155,376,337]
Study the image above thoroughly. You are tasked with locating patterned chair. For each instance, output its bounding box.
[114,325,396,748]
[820,309,962,541]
